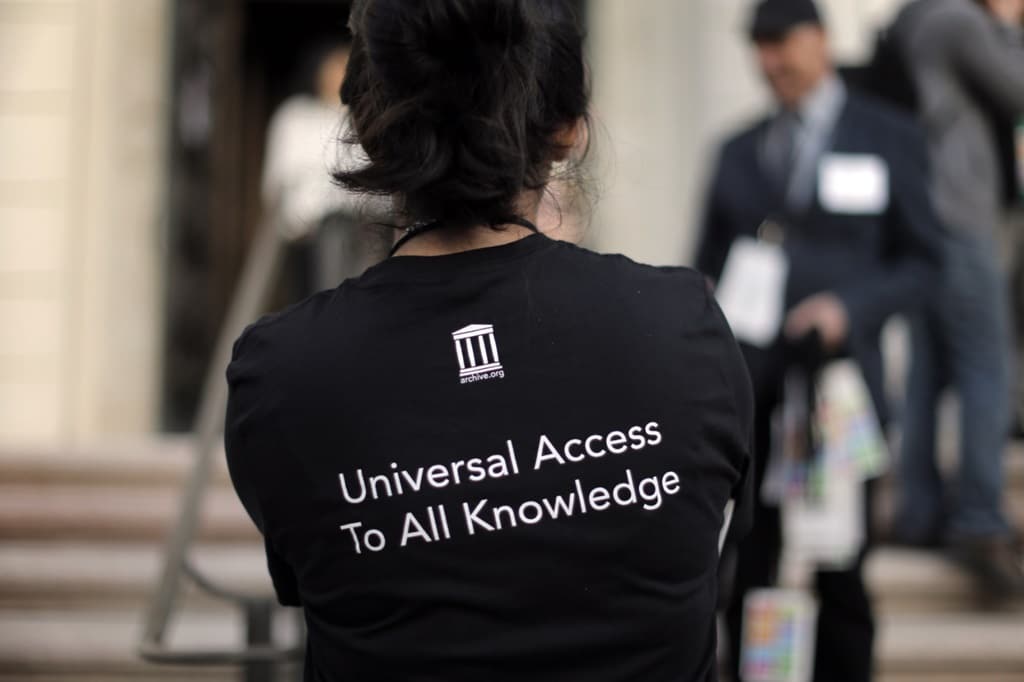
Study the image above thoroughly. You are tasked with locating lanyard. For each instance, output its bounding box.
[389,217,540,258]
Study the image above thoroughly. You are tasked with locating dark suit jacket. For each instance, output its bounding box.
[697,92,943,417]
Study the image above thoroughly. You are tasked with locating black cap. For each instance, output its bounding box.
[748,0,823,41]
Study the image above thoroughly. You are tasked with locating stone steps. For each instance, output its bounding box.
[3,541,1013,616]
[0,442,252,544]
[0,483,259,543]
[0,439,227,488]
[866,548,1024,615]
[1,542,1021,679]
[0,442,1023,680]
[0,607,301,682]
[2,606,1020,681]
[0,542,272,610]
[876,612,1024,678]
[0,444,287,680]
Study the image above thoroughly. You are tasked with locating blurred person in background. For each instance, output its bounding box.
[227,1,754,680]
[697,0,942,679]
[887,0,1024,594]
[262,38,391,295]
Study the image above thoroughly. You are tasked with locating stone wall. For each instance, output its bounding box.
[0,0,168,445]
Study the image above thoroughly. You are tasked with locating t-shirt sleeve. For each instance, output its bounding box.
[264,536,301,607]
[702,278,756,542]
[224,326,302,608]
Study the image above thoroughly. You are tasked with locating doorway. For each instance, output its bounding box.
[162,0,353,430]
[162,0,588,430]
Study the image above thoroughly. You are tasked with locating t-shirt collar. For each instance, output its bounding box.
[355,232,558,285]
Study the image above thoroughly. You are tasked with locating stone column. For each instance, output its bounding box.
[0,0,169,445]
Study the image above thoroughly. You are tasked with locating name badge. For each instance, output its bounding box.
[715,237,789,348]
[818,153,889,215]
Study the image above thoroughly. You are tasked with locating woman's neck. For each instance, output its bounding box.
[392,192,544,257]
[391,221,540,257]
[389,186,563,257]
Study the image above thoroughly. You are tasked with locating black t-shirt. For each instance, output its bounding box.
[225,233,754,682]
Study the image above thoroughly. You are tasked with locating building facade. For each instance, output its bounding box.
[0,0,903,446]
[0,0,169,445]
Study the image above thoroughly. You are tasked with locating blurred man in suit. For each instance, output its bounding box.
[697,1,942,680]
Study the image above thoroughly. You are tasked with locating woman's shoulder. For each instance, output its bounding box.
[552,239,710,299]
[227,288,343,376]
[543,240,725,338]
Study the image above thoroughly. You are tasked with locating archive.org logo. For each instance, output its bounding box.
[452,324,505,385]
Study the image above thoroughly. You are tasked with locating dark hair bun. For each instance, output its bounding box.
[337,0,588,229]
[366,0,529,100]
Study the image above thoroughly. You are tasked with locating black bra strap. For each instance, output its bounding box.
[389,217,540,258]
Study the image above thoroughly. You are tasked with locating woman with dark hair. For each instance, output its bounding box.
[226,1,753,680]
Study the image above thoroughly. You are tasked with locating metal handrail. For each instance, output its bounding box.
[181,558,273,606]
[139,641,299,666]
[140,220,303,676]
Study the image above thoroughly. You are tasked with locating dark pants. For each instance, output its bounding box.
[724,342,876,682]
[897,232,1014,542]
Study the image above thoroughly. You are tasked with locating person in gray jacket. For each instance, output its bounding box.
[891,0,1024,593]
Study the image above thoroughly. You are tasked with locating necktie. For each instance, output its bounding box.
[770,111,800,203]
